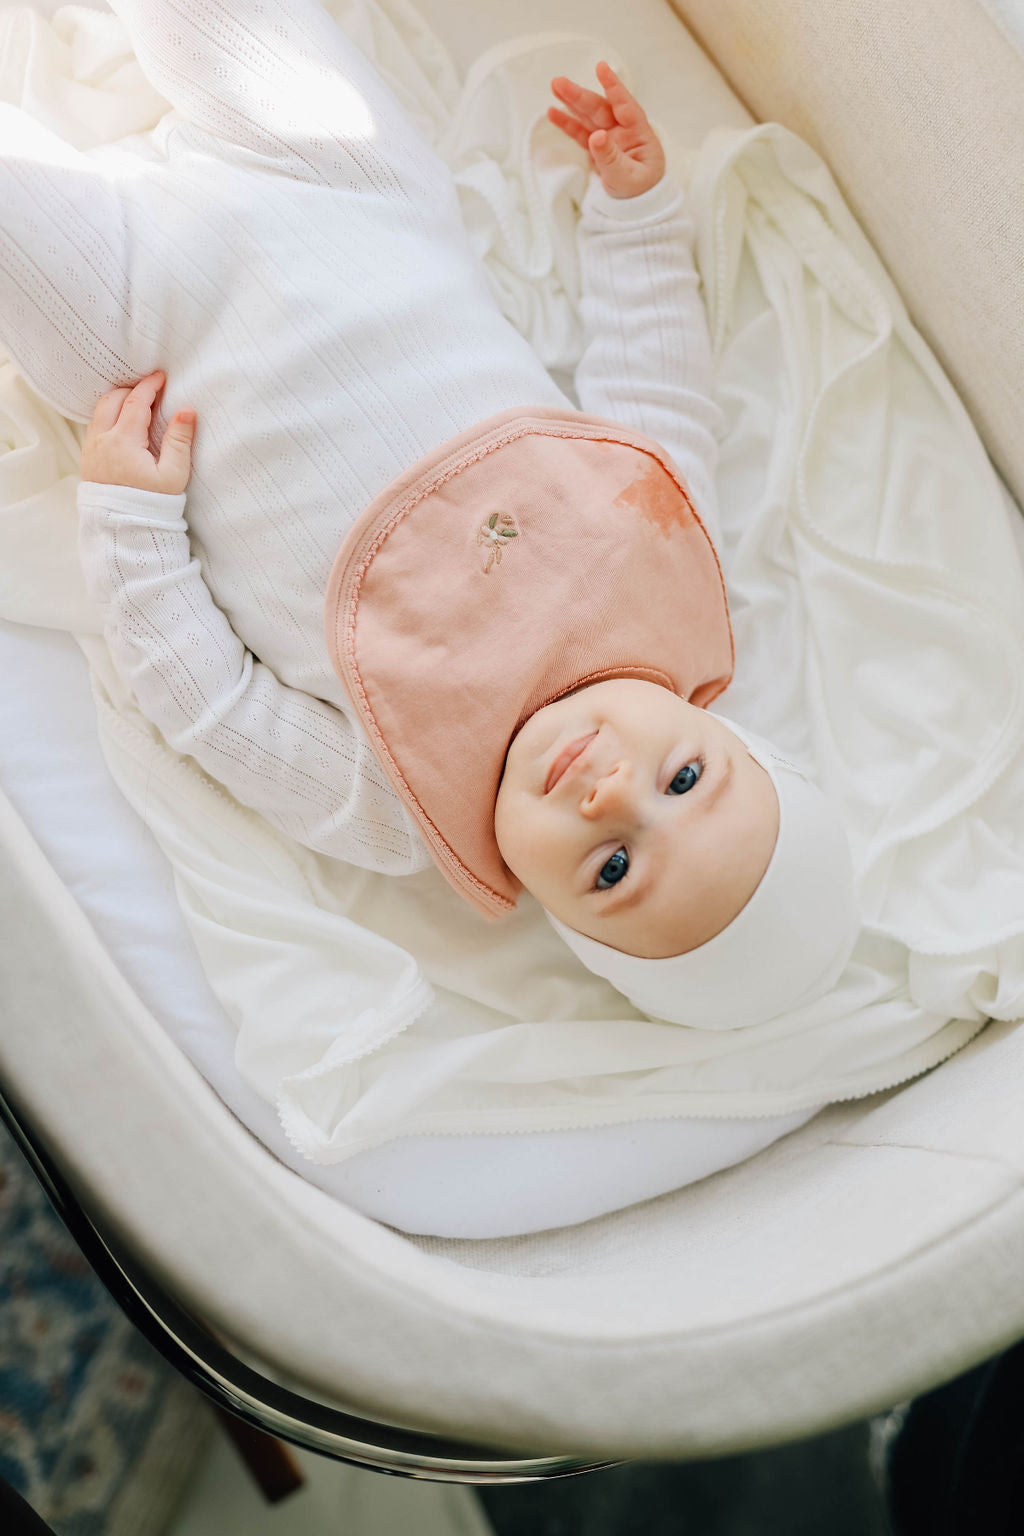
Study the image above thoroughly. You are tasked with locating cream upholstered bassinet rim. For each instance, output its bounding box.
[669,0,1024,513]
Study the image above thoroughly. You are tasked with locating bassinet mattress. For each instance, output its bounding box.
[0,0,798,1240]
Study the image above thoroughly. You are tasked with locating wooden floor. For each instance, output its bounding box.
[165,1415,892,1536]
[167,1427,496,1536]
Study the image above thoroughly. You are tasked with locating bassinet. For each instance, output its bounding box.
[2,0,1023,1476]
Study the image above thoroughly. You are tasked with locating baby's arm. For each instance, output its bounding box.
[551,65,723,549]
[77,377,430,875]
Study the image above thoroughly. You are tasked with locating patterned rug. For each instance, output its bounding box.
[0,1120,212,1536]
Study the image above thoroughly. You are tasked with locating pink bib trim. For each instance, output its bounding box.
[325,406,734,918]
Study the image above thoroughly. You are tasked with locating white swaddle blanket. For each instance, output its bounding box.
[2,1,1024,1176]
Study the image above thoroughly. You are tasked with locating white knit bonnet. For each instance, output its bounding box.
[546,714,860,1029]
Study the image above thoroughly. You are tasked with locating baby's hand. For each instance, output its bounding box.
[80,371,196,495]
[548,61,666,200]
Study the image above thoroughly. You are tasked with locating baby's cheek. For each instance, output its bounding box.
[492,789,523,869]
[493,790,546,883]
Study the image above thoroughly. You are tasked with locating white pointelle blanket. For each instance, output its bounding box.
[2,0,1024,1166]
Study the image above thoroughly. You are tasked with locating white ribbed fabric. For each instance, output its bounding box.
[0,1,725,874]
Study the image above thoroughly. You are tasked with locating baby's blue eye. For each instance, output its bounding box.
[596,848,629,890]
[668,758,703,795]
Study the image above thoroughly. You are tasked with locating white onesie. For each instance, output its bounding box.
[72,160,722,873]
[71,171,723,875]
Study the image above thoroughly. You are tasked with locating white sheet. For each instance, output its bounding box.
[5,0,1024,1234]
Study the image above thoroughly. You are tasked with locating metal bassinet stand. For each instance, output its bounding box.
[0,1077,620,1489]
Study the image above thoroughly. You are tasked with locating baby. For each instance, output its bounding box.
[5,0,858,1029]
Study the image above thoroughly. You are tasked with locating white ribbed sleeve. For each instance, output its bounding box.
[575,171,724,551]
[77,481,432,874]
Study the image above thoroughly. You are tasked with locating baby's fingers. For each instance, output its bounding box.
[117,370,165,436]
[88,384,133,435]
[156,408,196,491]
[595,60,647,130]
[550,74,615,132]
[547,105,593,152]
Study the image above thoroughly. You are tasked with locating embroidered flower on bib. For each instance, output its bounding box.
[477,511,519,574]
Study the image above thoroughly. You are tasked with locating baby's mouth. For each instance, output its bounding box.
[545,732,598,794]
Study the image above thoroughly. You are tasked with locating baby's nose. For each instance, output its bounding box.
[579,759,634,819]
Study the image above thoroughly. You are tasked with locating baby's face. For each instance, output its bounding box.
[493,679,779,959]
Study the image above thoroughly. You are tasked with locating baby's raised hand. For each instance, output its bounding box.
[80,371,196,495]
[548,61,666,200]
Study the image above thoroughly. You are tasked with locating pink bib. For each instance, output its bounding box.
[324,406,734,919]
